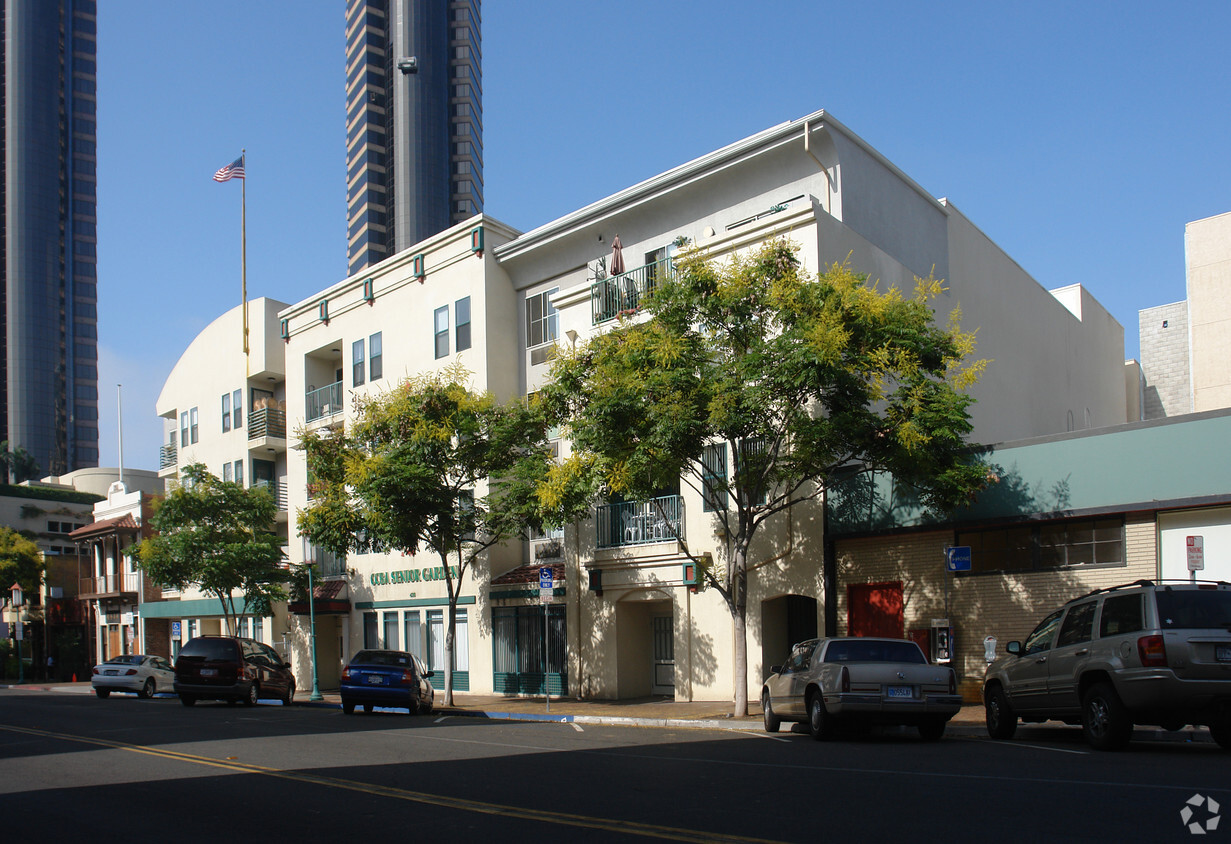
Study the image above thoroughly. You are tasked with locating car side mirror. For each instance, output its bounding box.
[283,662,292,669]
[424,670,434,678]
[1006,641,1022,657]
[769,665,782,675]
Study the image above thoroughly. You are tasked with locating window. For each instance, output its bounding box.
[957,517,1125,574]
[180,411,189,447]
[1021,609,1064,656]
[237,617,249,638]
[190,407,199,444]
[1056,601,1096,647]
[459,490,475,541]
[435,305,450,359]
[455,297,471,352]
[353,338,366,386]
[363,612,378,649]
[222,393,232,432]
[254,617,264,642]
[223,463,233,483]
[370,333,382,380]
[383,612,399,650]
[403,611,422,658]
[702,444,727,512]
[1099,594,1144,637]
[427,609,469,673]
[234,460,244,487]
[233,389,242,429]
[526,289,558,348]
[735,438,770,505]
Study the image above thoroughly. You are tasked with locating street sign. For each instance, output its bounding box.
[171,621,182,637]
[946,546,972,572]
[1187,535,1205,571]
[539,566,554,604]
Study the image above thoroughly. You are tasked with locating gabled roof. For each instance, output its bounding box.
[68,514,140,540]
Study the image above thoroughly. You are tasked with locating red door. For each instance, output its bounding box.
[847,582,904,638]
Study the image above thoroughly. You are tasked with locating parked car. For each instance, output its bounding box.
[91,654,175,699]
[983,580,1231,751]
[761,637,961,740]
[340,649,434,715]
[174,636,295,707]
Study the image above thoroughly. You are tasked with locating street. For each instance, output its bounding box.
[1,689,1227,842]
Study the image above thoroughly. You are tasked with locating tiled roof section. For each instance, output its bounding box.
[68,514,140,540]
[491,562,564,586]
[312,580,347,600]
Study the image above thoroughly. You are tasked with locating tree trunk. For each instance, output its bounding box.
[731,542,749,717]
[444,608,456,706]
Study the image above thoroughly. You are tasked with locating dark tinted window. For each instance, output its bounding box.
[1022,609,1065,655]
[179,638,240,661]
[1099,594,1144,637]
[1056,601,1096,646]
[353,650,412,667]
[1155,589,1231,630]
[104,655,145,665]
[823,640,926,664]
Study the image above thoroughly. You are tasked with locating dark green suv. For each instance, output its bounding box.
[983,580,1231,750]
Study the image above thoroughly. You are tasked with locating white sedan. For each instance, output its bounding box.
[91,655,175,699]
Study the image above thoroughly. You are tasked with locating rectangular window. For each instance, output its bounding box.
[403,611,421,658]
[459,490,475,541]
[233,389,242,429]
[434,305,450,359]
[180,411,189,447]
[455,297,472,352]
[254,617,264,643]
[353,338,366,386]
[190,407,199,444]
[702,443,728,512]
[370,332,383,380]
[958,517,1125,574]
[234,460,244,487]
[526,289,559,348]
[363,612,378,649]
[383,612,399,650]
[222,393,232,432]
[223,462,233,483]
[237,617,249,638]
[736,438,770,506]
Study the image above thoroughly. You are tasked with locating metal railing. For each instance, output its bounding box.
[159,442,177,470]
[253,478,288,510]
[305,381,343,422]
[79,572,141,596]
[591,258,673,324]
[248,407,287,440]
[596,495,685,549]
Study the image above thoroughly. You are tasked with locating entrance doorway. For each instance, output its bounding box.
[847,582,904,638]
[760,594,819,676]
[651,616,674,695]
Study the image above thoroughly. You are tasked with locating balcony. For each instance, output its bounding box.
[253,478,288,512]
[591,258,673,324]
[158,442,177,475]
[248,406,288,452]
[305,381,343,423]
[79,572,141,599]
[596,495,685,549]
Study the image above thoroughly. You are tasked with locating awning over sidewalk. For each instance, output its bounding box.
[288,579,350,615]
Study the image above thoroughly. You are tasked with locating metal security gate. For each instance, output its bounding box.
[492,605,567,696]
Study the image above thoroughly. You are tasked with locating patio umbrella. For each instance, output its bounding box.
[609,235,626,276]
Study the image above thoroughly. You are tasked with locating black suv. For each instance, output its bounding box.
[983,580,1231,750]
[174,636,296,707]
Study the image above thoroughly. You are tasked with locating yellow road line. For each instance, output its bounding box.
[0,724,783,843]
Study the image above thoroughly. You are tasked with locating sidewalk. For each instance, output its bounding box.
[1,681,1213,743]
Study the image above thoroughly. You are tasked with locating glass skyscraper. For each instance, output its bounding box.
[2,0,99,476]
[345,0,482,275]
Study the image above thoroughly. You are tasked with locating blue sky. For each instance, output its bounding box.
[96,1,1231,469]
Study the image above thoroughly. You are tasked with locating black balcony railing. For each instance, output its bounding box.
[159,442,177,470]
[249,407,287,440]
[591,258,673,324]
[595,495,685,549]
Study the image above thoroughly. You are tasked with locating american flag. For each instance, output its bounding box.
[213,155,245,182]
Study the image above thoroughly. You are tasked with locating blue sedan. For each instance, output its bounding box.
[340,649,435,715]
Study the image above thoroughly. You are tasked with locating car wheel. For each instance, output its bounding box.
[1209,718,1231,751]
[1081,682,1132,751]
[94,688,110,699]
[139,678,155,699]
[807,692,835,741]
[419,694,433,716]
[342,700,355,715]
[761,690,781,733]
[180,695,196,707]
[282,680,296,706]
[985,684,1017,740]
[918,717,947,741]
[243,683,259,707]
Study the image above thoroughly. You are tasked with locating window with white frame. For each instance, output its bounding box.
[222,393,232,432]
[434,305,449,359]
[353,338,366,386]
[455,297,471,352]
[526,289,558,348]
[369,332,383,380]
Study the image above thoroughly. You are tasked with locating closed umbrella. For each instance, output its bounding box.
[609,235,626,276]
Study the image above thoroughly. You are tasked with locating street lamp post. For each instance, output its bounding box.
[10,583,24,684]
[305,564,322,702]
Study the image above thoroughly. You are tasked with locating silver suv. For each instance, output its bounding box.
[983,580,1231,750]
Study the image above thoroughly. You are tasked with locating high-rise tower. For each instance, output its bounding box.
[345,0,482,275]
[1,0,100,476]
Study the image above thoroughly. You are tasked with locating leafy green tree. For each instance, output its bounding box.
[0,442,41,484]
[298,364,554,705]
[0,527,45,597]
[134,464,286,636]
[542,240,991,715]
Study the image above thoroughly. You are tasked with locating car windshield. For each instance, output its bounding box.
[351,650,412,667]
[104,655,145,665]
[1155,589,1231,630]
[823,640,926,664]
[178,638,239,660]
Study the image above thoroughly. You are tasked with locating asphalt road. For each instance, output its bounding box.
[1,690,1227,842]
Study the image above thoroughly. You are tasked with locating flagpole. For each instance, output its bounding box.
[242,148,249,358]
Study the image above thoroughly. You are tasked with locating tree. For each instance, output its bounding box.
[0,527,45,597]
[0,442,41,485]
[541,240,991,716]
[297,364,554,705]
[134,464,286,635]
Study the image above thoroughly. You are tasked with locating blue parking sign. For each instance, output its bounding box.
[539,567,554,589]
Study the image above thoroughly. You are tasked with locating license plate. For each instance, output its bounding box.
[886,686,914,699]
[104,670,118,676]
[1217,645,1231,663]
[200,668,217,677]
[366,675,384,685]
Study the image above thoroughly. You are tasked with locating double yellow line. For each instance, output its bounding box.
[1,723,782,843]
